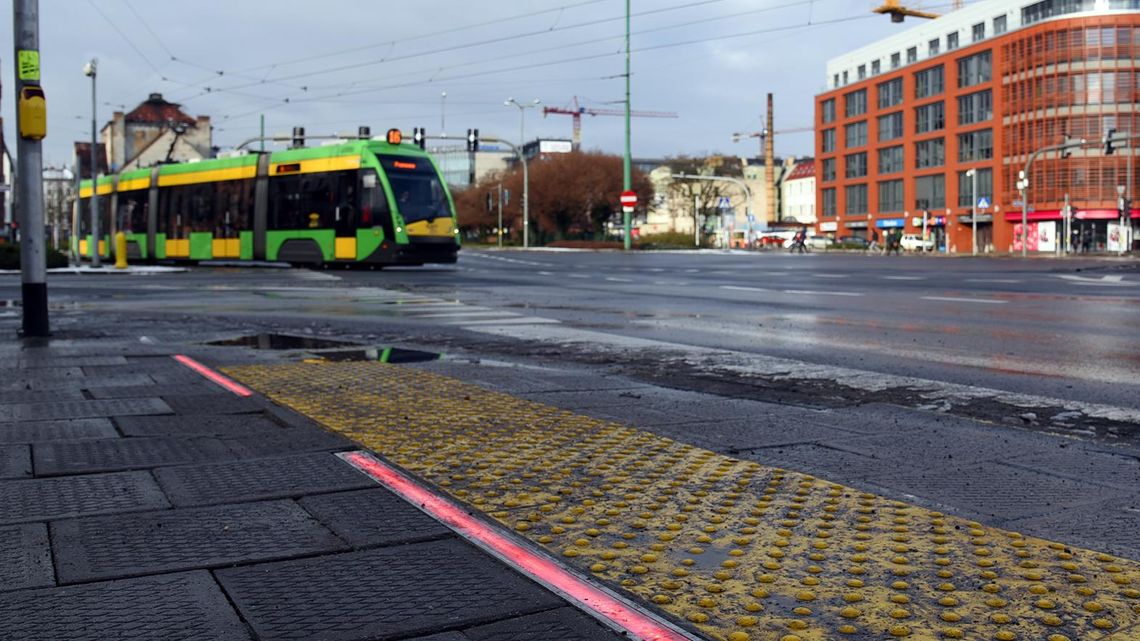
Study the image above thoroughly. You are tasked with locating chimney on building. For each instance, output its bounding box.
[765,93,776,222]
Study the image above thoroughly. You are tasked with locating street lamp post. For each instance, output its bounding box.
[966,168,977,256]
[83,58,99,267]
[1017,138,1085,258]
[504,97,540,248]
[440,91,446,138]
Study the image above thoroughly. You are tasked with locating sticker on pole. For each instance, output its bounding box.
[18,50,40,81]
[977,196,990,209]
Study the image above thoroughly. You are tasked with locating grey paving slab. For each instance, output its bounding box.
[16,373,157,392]
[0,470,170,524]
[407,634,469,641]
[791,402,934,436]
[464,608,628,641]
[216,539,563,641]
[0,444,31,478]
[0,570,251,641]
[116,414,285,437]
[0,388,86,404]
[87,383,215,399]
[642,416,858,452]
[0,523,53,592]
[0,418,118,443]
[298,488,452,547]
[1005,495,1140,562]
[155,452,376,506]
[161,393,262,415]
[52,499,348,583]
[15,355,128,368]
[34,437,235,475]
[826,419,1066,465]
[1009,448,1140,492]
[0,397,172,422]
[871,461,1131,523]
[744,443,899,486]
[0,367,84,387]
[220,430,355,458]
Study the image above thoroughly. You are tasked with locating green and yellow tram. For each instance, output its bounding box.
[76,131,459,267]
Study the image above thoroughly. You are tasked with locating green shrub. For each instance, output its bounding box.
[545,240,626,250]
[0,243,70,270]
[637,231,700,250]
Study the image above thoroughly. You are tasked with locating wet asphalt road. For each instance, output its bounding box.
[4,249,1139,412]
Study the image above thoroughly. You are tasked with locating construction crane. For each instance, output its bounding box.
[542,96,677,150]
[873,0,964,22]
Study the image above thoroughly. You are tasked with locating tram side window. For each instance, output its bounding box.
[117,191,148,233]
[269,170,358,230]
[159,183,216,238]
[77,196,111,236]
[361,170,391,231]
[214,179,253,237]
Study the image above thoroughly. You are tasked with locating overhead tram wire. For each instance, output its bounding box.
[204,0,840,117]
[210,7,880,124]
[173,0,747,102]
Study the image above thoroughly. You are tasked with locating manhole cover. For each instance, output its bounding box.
[312,348,442,364]
[207,334,359,350]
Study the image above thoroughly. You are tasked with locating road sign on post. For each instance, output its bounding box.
[620,190,637,222]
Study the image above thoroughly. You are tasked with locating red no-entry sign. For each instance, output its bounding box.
[620,191,637,208]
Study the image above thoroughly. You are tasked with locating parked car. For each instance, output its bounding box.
[835,235,869,249]
[899,234,935,251]
[807,236,833,249]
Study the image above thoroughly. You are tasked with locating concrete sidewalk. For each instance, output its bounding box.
[0,339,627,641]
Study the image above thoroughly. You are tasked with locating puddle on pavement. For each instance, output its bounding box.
[206,333,360,350]
[310,347,442,364]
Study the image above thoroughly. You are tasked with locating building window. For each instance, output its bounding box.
[958,51,992,88]
[993,15,1007,35]
[844,90,867,117]
[958,129,993,162]
[834,73,840,89]
[822,158,836,182]
[822,128,836,153]
[929,38,940,56]
[891,52,901,69]
[915,102,945,134]
[914,174,946,210]
[845,152,868,178]
[878,179,905,213]
[879,146,904,174]
[821,99,836,124]
[957,90,992,125]
[822,188,837,217]
[972,22,985,43]
[878,112,904,142]
[1020,0,1139,27]
[878,78,904,108]
[845,121,868,148]
[947,32,959,50]
[871,60,881,76]
[845,184,868,215]
[906,47,917,64]
[915,138,945,168]
[957,169,993,207]
[843,70,849,85]
[915,65,944,98]
[858,64,867,80]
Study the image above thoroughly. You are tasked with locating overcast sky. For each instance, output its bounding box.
[2,0,955,167]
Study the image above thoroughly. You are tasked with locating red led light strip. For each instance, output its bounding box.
[172,355,254,397]
[339,451,696,641]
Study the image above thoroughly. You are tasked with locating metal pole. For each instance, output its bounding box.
[1063,193,1071,254]
[1127,138,1133,255]
[13,0,49,336]
[622,0,632,250]
[694,193,699,247]
[522,154,529,249]
[89,65,100,267]
[441,91,446,138]
[971,170,977,256]
[259,114,264,152]
[497,182,503,249]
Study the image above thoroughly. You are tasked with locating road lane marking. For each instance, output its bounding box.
[922,296,1006,304]
[1055,274,1135,286]
[812,273,849,279]
[783,289,863,297]
[881,275,924,280]
[604,277,633,283]
[965,278,1022,284]
[412,310,515,319]
[720,285,772,293]
[449,316,561,325]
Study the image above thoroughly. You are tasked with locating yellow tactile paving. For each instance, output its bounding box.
[225,362,1140,641]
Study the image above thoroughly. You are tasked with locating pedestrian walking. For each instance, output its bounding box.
[868,229,881,254]
[886,229,901,255]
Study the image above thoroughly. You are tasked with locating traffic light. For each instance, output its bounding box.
[466,128,479,153]
[412,127,426,150]
[1122,198,1133,220]
[1104,128,1117,155]
[291,126,305,148]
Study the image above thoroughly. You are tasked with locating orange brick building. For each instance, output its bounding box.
[815,0,1139,253]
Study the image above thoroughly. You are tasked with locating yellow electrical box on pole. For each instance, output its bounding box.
[114,232,128,269]
[18,86,47,140]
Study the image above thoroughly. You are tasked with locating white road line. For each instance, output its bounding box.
[921,296,1006,304]
[965,278,1022,284]
[654,281,688,286]
[812,273,849,279]
[411,310,515,319]
[783,289,863,297]
[881,275,924,280]
[720,285,772,293]
[567,274,590,279]
[452,316,561,326]
[537,271,554,276]
[605,277,634,283]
